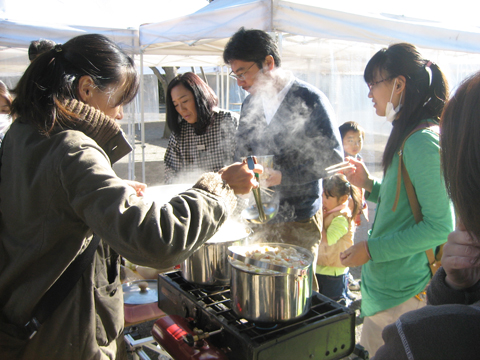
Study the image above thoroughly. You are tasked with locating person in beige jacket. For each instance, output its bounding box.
[0,34,258,360]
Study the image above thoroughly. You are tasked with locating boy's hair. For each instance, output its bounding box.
[339,121,365,140]
[223,27,281,69]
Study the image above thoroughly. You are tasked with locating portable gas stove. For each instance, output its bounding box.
[152,271,357,360]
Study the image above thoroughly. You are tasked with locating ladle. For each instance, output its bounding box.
[246,156,267,223]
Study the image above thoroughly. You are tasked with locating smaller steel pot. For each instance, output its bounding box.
[181,221,252,286]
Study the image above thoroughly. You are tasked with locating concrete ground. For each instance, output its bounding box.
[117,116,383,360]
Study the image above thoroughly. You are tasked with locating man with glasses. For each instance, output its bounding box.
[223,27,343,292]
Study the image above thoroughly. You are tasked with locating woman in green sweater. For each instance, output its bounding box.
[340,43,455,357]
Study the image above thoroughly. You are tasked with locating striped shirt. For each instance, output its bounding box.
[164,109,239,184]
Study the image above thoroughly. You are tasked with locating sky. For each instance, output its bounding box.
[0,0,477,29]
[0,0,210,28]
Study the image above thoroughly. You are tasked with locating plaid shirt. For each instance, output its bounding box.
[164,110,239,184]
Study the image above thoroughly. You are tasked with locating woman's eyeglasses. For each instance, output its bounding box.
[229,63,256,81]
[367,77,392,90]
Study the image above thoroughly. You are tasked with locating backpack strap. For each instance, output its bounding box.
[391,121,442,276]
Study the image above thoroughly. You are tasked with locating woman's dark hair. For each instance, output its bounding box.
[339,121,365,141]
[166,72,218,135]
[223,27,281,69]
[324,173,362,220]
[11,34,139,135]
[364,43,448,173]
[441,71,480,241]
[28,39,56,62]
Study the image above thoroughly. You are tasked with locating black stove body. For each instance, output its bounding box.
[157,271,356,360]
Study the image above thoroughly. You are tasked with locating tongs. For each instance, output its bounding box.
[325,161,355,174]
[246,156,267,223]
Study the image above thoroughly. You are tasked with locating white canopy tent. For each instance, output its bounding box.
[1,0,479,181]
[0,19,139,76]
[140,0,480,60]
[138,0,480,177]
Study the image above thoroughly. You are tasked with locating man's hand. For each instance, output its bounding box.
[219,162,262,195]
[261,168,282,187]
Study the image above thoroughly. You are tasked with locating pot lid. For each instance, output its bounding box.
[123,280,158,305]
[228,243,312,276]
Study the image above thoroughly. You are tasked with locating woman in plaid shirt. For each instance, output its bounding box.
[164,72,239,184]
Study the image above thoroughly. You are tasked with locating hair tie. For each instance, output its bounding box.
[345,181,351,188]
[425,60,433,87]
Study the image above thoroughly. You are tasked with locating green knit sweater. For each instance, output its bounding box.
[361,123,455,317]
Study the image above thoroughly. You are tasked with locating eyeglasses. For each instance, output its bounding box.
[229,63,256,81]
[367,77,392,90]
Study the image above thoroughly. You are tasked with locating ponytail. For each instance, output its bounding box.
[349,184,362,220]
[11,34,139,135]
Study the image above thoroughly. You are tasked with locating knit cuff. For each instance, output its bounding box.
[193,172,237,214]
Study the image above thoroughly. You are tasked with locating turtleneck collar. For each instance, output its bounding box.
[63,99,132,164]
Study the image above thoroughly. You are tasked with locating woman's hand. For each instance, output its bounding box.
[340,241,371,267]
[343,157,374,192]
[125,180,147,197]
[219,162,261,195]
[442,220,480,290]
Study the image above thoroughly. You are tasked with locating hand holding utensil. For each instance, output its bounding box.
[246,156,267,222]
[342,157,374,192]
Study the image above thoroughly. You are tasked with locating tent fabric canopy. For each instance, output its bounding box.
[139,0,480,67]
[0,19,138,50]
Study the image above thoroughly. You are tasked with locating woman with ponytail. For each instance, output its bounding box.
[0,34,256,360]
[340,43,455,356]
[316,173,362,306]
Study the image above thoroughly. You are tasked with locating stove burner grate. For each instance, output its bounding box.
[158,271,356,360]
[160,271,349,341]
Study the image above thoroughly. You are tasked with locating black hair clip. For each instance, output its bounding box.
[54,44,63,53]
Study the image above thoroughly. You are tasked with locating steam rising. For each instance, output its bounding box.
[235,67,344,226]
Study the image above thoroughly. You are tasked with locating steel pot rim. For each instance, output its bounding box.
[228,242,313,276]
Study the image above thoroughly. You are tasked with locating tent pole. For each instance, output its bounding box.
[200,66,208,85]
[278,32,283,58]
[140,50,146,183]
[220,66,225,109]
[216,69,219,107]
[226,67,230,110]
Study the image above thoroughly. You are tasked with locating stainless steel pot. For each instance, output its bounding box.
[228,243,313,323]
[180,221,252,286]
